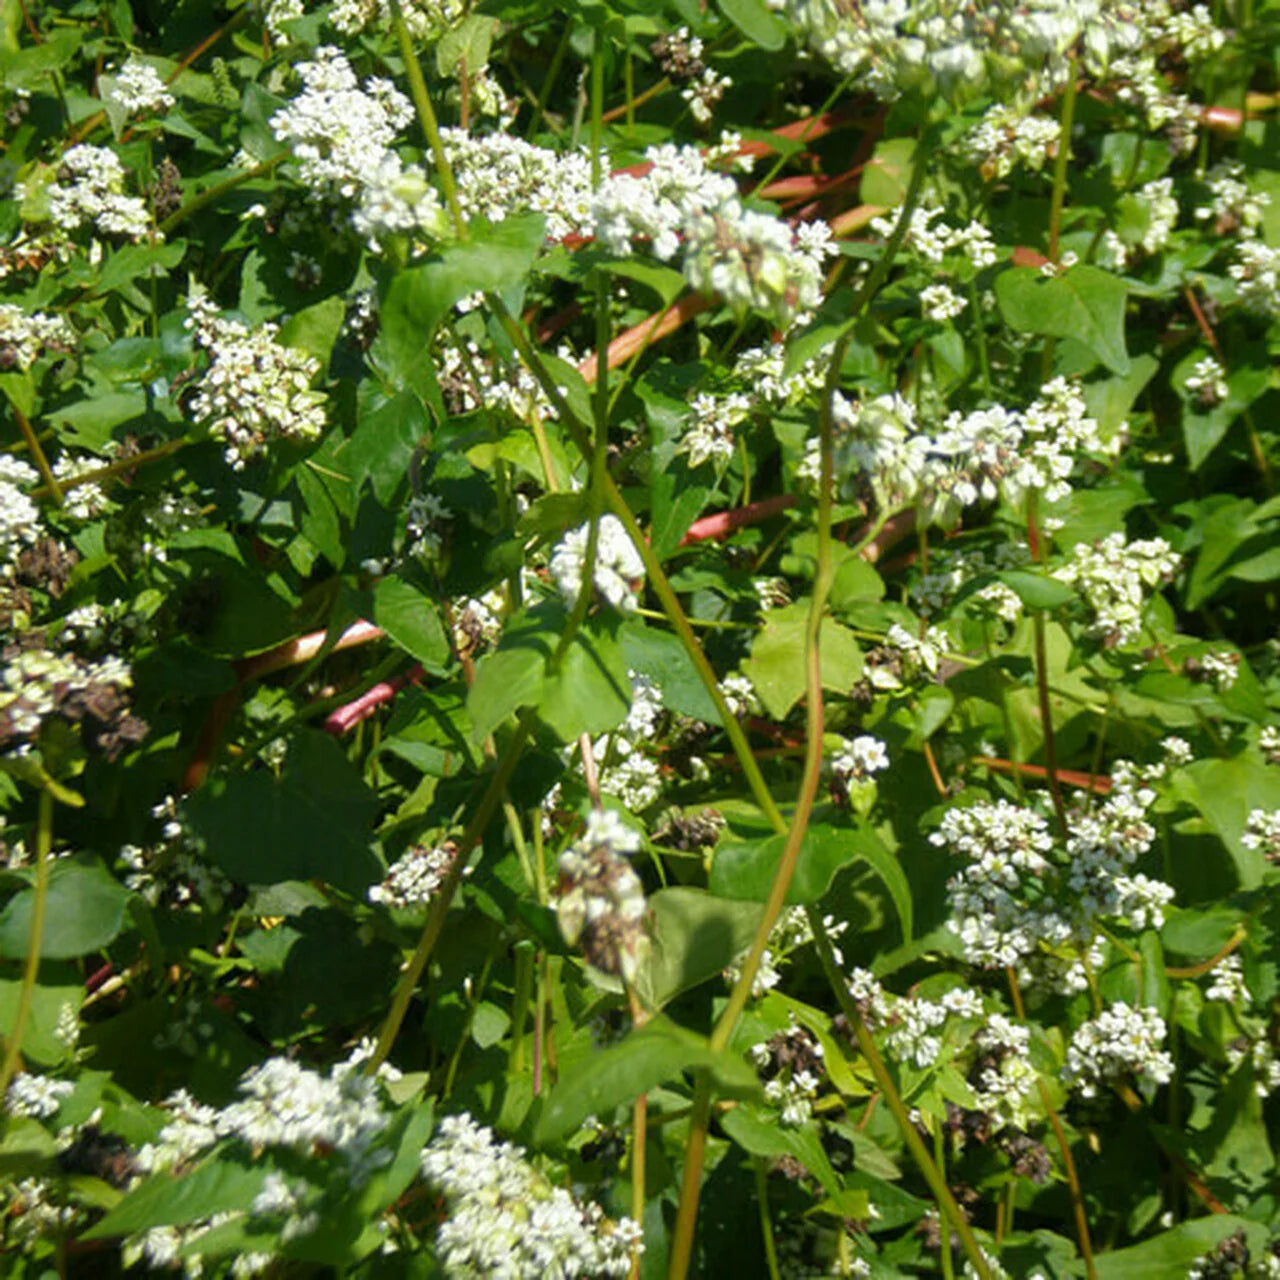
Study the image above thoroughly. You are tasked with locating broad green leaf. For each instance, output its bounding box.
[278,294,345,369]
[95,240,187,294]
[0,859,131,961]
[380,214,545,387]
[719,1105,856,1205]
[84,1159,267,1240]
[861,138,916,209]
[742,602,863,719]
[49,391,147,452]
[999,569,1076,611]
[538,617,631,742]
[373,575,451,671]
[536,1014,758,1144]
[632,888,763,1009]
[466,611,558,743]
[717,0,787,49]
[1093,1216,1269,1278]
[710,821,912,941]
[995,265,1130,375]
[344,386,431,505]
[0,966,83,1064]
[620,620,721,724]
[436,14,498,77]
[183,732,380,893]
[1171,752,1280,889]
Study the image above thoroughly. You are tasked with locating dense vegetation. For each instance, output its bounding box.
[1,0,1279,1275]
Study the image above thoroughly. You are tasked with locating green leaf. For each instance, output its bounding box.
[183,732,380,893]
[632,888,763,1009]
[999,569,1076,611]
[466,610,557,744]
[278,295,345,369]
[995,265,1130,375]
[619,620,721,724]
[742,602,863,719]
[436,14,498,77]
[538,617,632,743]
[710,821,912,941]
[720,1105,856,1205]
[1093,1216,1269,1278]
[717,0,787,49]
[536,1014,758,1144]
[373,575,451,671]
[0,859,131,961]
[95,240,187,295]
[1171,752,1280,889]
[48,391,147,452]
[380,215,545,388]
[860,138,916,209]
[0,966,83,1065]
[344,386,431,505]
[84,1159,267,1240]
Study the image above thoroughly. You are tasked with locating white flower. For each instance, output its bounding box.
[421,1114,642,1277]
[1241,808,1280,862]
[1184,356,1228,408]
[0,304,75,371]
[6,1072,74,1119]
[1063,1002,1174,1097]
[678,392,750,468]
[106,59,174,116]
[832,734,889,780]
[1052,533,1180,644]
[368,842,458,909]
[549,515,645,613]
[47,145,152,242]
[920,282,967,321]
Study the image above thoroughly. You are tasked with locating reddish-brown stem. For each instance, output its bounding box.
[1164,927,1246,979]
[921,740,947,797]
[974,757,1112,794]
[578,293,709,384]
[679,494,797,545]
[325,664,423,735]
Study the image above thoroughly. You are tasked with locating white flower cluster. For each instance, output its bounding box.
[884,986,984,1069]
[352,154,446,252]
[1195,160,1271,238]
[971,1014,1038,1131]
[1101,176,1179,270]
[820,377,1110,527]
[404,492,452,561]
[137,1044,397,1176]
[1051,533,1180,644]
[870,204,997,273]
[1242,808,1280,863]
[831,734,889,781]
[1261,724,1280,764]
[728,906,847,999]
[1226,1036,1280,1099]
[6,1072,74,1119]
[732,340,831,407]
[1184,355,1228,408]
[106,58,174,116]
[46,144,152,241]
[1229,239,1280,319]
[0,648,134,752]
[186,289,326,468]
[683,65,732,125]
[678,391,751,469]
[269,47,412,200]
[0,304,75,372]
[751,1023,826,1126]
[421,1114,641,1278]
[368,841,458,909]
[1205,953,1248,1005]
[862,622,949,691]
[1062,1001,1174,1097]
[549,514,645,613]
[911,541,1030,623]
[920,282,967,322]
[0,455,41,563]
[440,128,594,243]
[119,795,231,914]
[435,331,566,423]
[331,0,464,38]
[961,106,1059,181]
[683,202,835,328]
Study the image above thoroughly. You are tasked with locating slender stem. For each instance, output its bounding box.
[601,76,670,124]
[935,1123,956,1280]
[10,404,62,506]
[808,912,992,1279]
[754,1159,783,1280]
[667,1073,713,1279]
[388,0,465,237]
[0,790,54,1103]
[527,20,571,140]
[1027,496,1068,832]
[1047,60,1079,265]
[160,157,284,236]
[1006,969,1096,1278]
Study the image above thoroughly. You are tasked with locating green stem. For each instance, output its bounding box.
[10,404,63,507]
[388,0,465,238]
[0,790,54,1104]
[527,19,571,140]
[754,1158,783,1280]
[807,911,993,1280]
[159,157,284,237]
[1047,58,1078,265]
[935,1123,956,1280]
